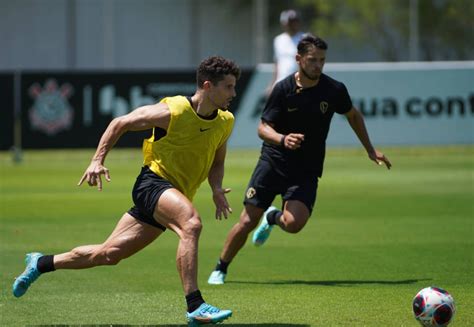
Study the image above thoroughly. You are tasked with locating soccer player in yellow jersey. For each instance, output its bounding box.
[12,56,240,325]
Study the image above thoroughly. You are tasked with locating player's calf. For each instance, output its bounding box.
[279,218,306,233]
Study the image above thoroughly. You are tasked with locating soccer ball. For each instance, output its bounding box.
[412,286,456,326]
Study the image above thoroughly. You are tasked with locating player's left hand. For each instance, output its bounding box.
[368,149,392,169]
[212,188,233,220]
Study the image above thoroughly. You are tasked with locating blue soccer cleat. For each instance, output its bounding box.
[207,270,226,285]
[13,252,43,298]
[187,303,232,325]
[252,206,278,246]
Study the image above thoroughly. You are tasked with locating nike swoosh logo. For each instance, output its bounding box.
[200,128,211,132]
[288,107,298,112]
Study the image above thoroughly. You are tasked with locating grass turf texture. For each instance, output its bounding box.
[0,146,472,326]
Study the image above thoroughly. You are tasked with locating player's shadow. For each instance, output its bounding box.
[156,325,310,327]
[30,324,310,327]
[226,278,430,286]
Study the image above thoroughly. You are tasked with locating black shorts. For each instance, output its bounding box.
[127,166,173,231]
[243,159,318,214]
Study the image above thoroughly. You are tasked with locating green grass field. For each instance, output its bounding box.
[1,146,473,326]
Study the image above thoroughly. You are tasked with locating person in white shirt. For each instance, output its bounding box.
[268,10,305,93]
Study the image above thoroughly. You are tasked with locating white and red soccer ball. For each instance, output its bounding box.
[413,286,456,326]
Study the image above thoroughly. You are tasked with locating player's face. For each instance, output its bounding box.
[297,46,326,81]
[207,74,237,110]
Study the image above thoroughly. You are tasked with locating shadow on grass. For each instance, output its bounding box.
[30,325,310,327]
[226,278,430,286]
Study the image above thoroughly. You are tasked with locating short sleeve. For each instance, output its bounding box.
[261,83,286,124]
[335,83,353,114]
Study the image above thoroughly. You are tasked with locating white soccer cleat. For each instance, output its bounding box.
[207,270,226,285]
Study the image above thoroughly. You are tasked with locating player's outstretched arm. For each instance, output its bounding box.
[345,107,392,169]
[78,103,171,190]
[208,142,232,220]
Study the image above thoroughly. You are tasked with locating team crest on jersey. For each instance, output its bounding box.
[246,187,256,199]
[320,101,329,114]
[29,79,74,135]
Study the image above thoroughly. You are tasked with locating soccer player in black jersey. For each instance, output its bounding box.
[208,35,391,285]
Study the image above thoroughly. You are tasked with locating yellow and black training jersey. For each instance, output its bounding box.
[142,95,234,200]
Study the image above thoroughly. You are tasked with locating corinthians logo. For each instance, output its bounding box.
[29,79,74,135]
[246,187,256,199]
[320,101,329,114]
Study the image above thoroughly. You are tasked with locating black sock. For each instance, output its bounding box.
[214,258,230,274]
[266,210,282,226]
[186,290,205,313]
[37,255,56,273]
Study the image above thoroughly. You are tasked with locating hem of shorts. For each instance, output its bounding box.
[128,210,166,231]
[243,199,269,210]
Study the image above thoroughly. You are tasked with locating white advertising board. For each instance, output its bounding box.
[229,62,474,147]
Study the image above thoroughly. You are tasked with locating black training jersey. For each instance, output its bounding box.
[260,73,352,178]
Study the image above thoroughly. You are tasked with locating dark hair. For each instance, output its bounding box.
[196,56,241,88]
[297,34,328,56]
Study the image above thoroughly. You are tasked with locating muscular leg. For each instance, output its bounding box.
[218,200,310,262]
[276,200,310,233]
[220,204,265,262]
[151,189,202,295]
[54,213,162,269]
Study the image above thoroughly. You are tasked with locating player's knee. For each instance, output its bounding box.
[182,214,202,238]
[284,220,305,234]
[105,248,125,265]
[239,216,259,232]
[93,247,123,266]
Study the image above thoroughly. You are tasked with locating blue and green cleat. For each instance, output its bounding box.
[12,252,43,298]
[187,303,232,326]
[252,206,277,246]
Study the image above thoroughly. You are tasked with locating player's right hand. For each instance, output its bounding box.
[368,149,392,170]
[283,133,305,150]
[212,187,233,220]
[77,160,111,191]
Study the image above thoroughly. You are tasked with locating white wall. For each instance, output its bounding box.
[0,1,71,69]
[0,0,255,70]
[229,62,474,147]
